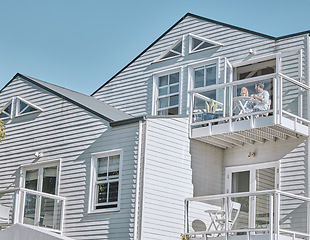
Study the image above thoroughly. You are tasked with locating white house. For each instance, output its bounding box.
[0,13,309,240]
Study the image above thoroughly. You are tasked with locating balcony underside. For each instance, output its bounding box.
[191,116,308,149]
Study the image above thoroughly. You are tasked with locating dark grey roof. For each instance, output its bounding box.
[5,73,133,122]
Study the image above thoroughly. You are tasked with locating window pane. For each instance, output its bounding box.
[169,73,179,84]
[97,183,108,203]
[192,38,203,50]
[159,75,168,87]
[25,169,38,190]
[4,104,11,114]
[173,42,182,54]
[19,101,28,113]
[108,182,119,202]
[163,51,178,59]
[206,65,216,86]
[159,97,168,108]
[170,84,179,94]
[170,95,179,106]
[194,68,204,88]
[159,87,168,96]
[168,107,178,115]
[108,155,120,179]
[98,157,108,179]
[197,41,213,50]
[42,166,57,195]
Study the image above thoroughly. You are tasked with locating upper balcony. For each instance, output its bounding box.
[189,73,310,148]
[0,188,65,233]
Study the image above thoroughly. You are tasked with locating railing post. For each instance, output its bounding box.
[13,190,20,224]
[273,76,278,125]
[225,197,229,240]
[60,199,65,234]
[269,193,274,240]
[278,76,283,125]
[274,192,280,240]
[184,200,189,236]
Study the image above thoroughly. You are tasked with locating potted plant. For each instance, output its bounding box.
[204,100,218,120]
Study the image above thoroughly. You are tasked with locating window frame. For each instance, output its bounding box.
[152,67,182,116]
[15,97,42,117]
[154,37,184,63]
[89,149,123,214]
[189,34,222,54]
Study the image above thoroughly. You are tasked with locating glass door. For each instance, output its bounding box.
[22,163,59,228]
[226,162,278,229]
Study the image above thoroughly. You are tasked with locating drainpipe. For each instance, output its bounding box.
[134,120,144,240]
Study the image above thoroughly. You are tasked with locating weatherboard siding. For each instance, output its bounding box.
[140,117,192,240]
[93,15,307,118]
[0,77,139,240]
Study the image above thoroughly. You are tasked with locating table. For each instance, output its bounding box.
[233,96,252,119]
[205,209,225,231]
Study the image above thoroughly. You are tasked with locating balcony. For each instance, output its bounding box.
[185,190,310,240]
[0,188,65,233]
[189,73,310,148]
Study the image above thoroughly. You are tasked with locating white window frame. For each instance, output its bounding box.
[89,149,123,214]
[15,96,42,117]
[154,37,184,63]
[189,33,222,54]
[152,67,182,116]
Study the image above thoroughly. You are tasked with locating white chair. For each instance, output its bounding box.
[0,204,10,229]
[216,201,241,231]
[192,219,207,240]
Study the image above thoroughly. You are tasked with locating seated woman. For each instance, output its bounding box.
[240,87,252,112]
[252,82,270,111]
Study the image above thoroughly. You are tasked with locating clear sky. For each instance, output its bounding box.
[0,0,310,95]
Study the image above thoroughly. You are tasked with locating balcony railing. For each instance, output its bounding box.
[189,73,310,147]
[0,188,65,233]
[185,190,310,240]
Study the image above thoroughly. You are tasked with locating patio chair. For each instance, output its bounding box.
[192,219,207,240]
[216,201,241,230]
[0,204,10,229]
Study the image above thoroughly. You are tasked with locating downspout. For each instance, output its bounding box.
[134,120,144,240]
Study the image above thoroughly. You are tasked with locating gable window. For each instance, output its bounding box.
[155,38,183,62]
[89,150,122,213]
[0,97,41,119]
[189,34,222,54]
[153,70,181,115]
[0,100,13,119]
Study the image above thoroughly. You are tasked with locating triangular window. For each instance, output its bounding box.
[189,34,222,53]
[0,100,13,119]
[156,38,183,62]
[16,97,41,117]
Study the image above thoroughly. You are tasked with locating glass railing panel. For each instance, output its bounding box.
[255,194,271,230]
[192,88,228,124]
[279,194,308,234]
[39,197,62,230]
[0,191,16,226]
[230,196,249,230]
[24,192,37,225]
[232,78,273,120]
[282,77,309,122]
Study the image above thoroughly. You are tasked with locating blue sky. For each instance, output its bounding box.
[0,0,309,95]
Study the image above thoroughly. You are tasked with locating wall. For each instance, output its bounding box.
[0,76,140,240]
[140,117,192,240]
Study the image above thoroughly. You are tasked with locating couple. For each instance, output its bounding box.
[240,82,270,112]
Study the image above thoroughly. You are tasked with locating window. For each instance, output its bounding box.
[0,97,41,119]
[154,71,180,115]
[90,150,122,213]
[189,34,222,53]
[193,64,217,88]
[155,38,183,62]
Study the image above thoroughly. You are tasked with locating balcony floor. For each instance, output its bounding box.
[191,116,308,149]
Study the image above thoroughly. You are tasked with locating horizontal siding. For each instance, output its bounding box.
[0,77,140,240]
[141,117,192,240]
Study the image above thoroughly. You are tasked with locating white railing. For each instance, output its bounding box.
[189,73,310,132]
[0,188,65,233]
[185,190,310,240]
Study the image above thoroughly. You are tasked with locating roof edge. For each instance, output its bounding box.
[13,73,115,122]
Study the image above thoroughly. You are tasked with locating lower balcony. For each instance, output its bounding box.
[0,188,65,233]
[185,190,310,240]
[189,73,310,148]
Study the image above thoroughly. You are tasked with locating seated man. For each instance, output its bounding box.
[252,82,270,111]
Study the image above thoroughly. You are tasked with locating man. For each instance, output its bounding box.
[252,82,270,111]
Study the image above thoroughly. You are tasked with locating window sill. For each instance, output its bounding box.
[88,207,120,214]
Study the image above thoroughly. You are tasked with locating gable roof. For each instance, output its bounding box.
[91,12,310,95]
[1,73,133,123]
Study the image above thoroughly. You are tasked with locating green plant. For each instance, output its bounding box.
[205,100,218,113]
[180,233,190,240]
[0,119,5,141]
